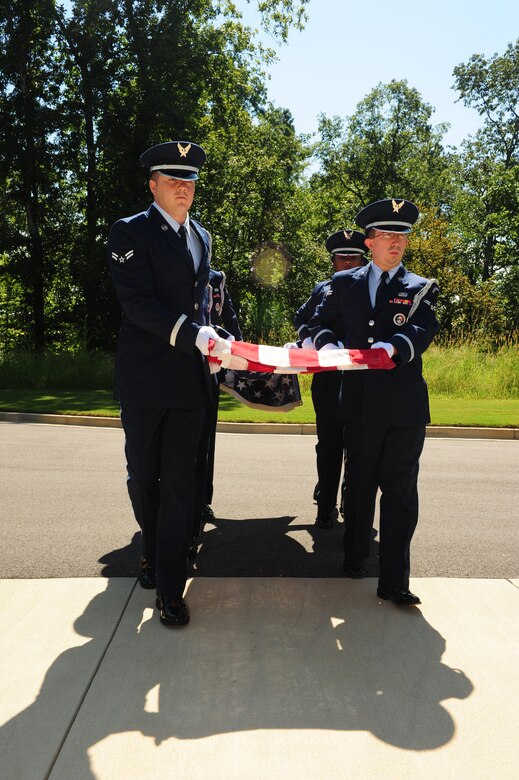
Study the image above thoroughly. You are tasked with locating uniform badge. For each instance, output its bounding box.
[111,250,134,264]
[177,142,191,158]
[392,199,404,213]
[393,313,406,326]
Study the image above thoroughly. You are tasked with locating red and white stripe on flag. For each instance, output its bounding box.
[207,340,394,374]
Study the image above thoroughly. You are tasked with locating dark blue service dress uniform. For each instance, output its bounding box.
[108,203,212,596]
[204,269,242,504]
[294,280,344,518]
[192,269,243,537]
[309,262,440,590]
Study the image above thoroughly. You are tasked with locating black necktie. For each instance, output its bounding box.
[375,271,389,308]
[177,225,194,265]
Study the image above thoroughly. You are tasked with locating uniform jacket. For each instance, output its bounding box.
[293,279,330,343]
[208,269,243,340]
[108,204,212,407]
[309,263,440,426]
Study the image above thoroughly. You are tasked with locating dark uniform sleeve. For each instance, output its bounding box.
[208,270,243,340]
[388,280,440,365]
[220,286,243,341]
[294,281,329,343]
[108,218,202,354]
[308,281,343,349]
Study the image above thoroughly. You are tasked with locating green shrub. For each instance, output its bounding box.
[0,349,114,389]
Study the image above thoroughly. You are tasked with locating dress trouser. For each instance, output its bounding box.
[342,422,426,590]
[311,372,344,513]
[193,381,219,536]
[121,403,206,596]
[202,383,220,508]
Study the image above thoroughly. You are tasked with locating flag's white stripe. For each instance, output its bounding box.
[257,344,293,368]
[317,349,354,368]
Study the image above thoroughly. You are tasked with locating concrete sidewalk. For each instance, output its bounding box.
[1,577,518,780]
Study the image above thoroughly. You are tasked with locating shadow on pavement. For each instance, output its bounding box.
[193,515,380,578]
[0,535,474,778]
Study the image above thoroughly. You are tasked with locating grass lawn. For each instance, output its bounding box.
[0,388,517,427]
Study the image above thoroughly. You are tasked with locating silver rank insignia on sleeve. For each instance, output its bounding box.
[111,250,134,264]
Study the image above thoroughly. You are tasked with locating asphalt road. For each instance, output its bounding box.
[1,421,517,579]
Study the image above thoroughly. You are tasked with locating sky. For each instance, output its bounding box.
[240,0,519,149]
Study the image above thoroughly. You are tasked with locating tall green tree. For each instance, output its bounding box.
[314,80,453,224]
[451,39,519,330]
[0,0,66,350]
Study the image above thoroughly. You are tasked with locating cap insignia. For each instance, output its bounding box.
[177,142,191,158]
[392,199,404,213]
[343,230,353,239]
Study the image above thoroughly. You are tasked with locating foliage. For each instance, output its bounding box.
[0,6,517,351]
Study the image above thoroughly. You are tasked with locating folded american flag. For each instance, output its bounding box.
[220,370,303,411]
[208,340,395,374]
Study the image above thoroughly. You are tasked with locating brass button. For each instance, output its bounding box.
[194,303,199,311]
[368,320,375,326]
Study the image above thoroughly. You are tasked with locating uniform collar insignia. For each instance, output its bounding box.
[177,142,191,158]
[392,198,404,213]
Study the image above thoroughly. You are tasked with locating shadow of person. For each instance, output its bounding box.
[0,550,473,776]
[192,515,380,578]
[151,578,473,751]
[0,576,136,779]
[98,531,141,578]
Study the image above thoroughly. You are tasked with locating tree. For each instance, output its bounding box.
[0,0,310,350]
[314,80,453,221]
[0,0,66,350]
[451,40,519,330]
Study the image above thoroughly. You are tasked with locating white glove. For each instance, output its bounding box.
[371,341,395,358]
[220,352,249,370]
[195,325,222,356]
[283,342,299,349]
[302,337,315,350]
[319,341,344,352]
[209,338,233,358]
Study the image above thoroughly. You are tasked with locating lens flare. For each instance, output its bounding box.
[251,242,291,288]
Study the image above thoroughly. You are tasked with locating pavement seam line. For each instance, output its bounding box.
[43,578,138,780]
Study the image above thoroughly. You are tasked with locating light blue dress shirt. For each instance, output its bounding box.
[368,261,402,308]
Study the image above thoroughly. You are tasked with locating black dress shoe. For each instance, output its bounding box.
[313,483,320,502]
[315,506,338,529]
[377,587,421,606]
[156,594,190,626]
[187,536,198,560]
[202,504,215,520]
[138,558,156,590]
[343,560,366,578]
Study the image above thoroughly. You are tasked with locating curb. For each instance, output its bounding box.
[0,411,517,439]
